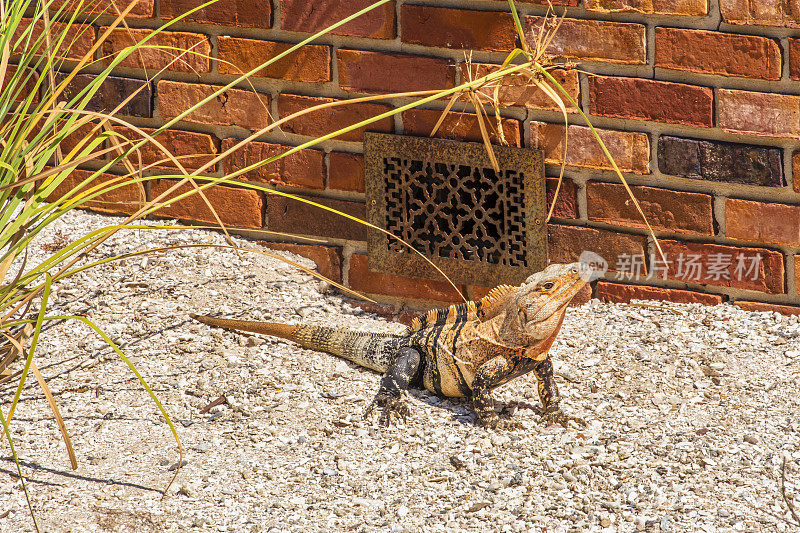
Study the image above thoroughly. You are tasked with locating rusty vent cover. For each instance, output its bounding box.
[365,133,546,286]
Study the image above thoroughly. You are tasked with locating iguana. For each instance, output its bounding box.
[190,262,591,429]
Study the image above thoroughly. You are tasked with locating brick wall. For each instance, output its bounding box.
[44,0,800,315]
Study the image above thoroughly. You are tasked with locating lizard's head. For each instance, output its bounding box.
[499,262,592,343]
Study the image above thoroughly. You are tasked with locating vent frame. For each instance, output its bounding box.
[365,133,546,286]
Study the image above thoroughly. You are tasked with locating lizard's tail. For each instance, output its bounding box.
[190,314,396,373]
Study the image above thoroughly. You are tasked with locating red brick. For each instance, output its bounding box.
[796,256,800,295]
[218,38,330,83]
[281,0,395,39]
[461,64,579,112]
[277,94,393,143]
[49,0,153,17]
[546,177,578,219]
[725,198,800,246]
[221,139,325,190]
[660,239,784,294]
[531,123,650,174]
[329,152,364,192]
[265,194,367,241]
[718,89,800,139]
[101,28,211,73]
[46,168,144,215]
[403,109,521,147]
[347,300,400,320]
[260,242,342,283]
[158,81,269,131]
[790,39,800,80]
[589,76,713,127]
[525,17,646,64]
[14,20,95,61]
[585,0,707,14]
[734,301,800,316]
[720,0,800,28]
[596,281,723,305]
[151,179,264,228]
[401,5,516,52]
[794,151,800,193]
[3,65,38,103]
[548,224,648,275]
[338,50,455,94]
[161,0,272,28]
[111,126,219,171]
[57,73,152,117]
[587,182,714,235]
[656,28,780,80]
[348,254,464,303]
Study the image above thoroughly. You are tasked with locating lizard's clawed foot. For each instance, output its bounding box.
[478,415,523,431]
[363,394,411,427]
[539,408,585,428]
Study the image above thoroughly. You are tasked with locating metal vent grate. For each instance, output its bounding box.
[365,133,546,286]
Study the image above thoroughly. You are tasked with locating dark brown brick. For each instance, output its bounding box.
[658,136,784,187]
[266,194,367,241]
[221,139,325,190]
[587,182,714,235]
[281,0,395,38]
[218,38,330,83]
[161,0,272,28]
[151,179,264,228]
[589,76,713,127]
[277,94,393,142]
[56,73,152,117]
[338,50,455,94]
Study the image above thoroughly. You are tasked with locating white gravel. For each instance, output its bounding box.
[1,209,799,532]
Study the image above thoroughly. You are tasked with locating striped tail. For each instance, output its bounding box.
[189,314,398,373]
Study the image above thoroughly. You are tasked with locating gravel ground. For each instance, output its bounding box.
[1,209,799,532]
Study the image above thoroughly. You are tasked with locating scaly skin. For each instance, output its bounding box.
[191,262,592,429]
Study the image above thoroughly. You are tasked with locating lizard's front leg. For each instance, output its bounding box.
[364,347,421,427]
[471,356,521,430]
[533,358,584,427]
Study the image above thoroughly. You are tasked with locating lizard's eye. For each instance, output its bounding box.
[542,281,555,290]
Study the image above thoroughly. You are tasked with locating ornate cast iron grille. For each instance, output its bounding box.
[365,133,546,286]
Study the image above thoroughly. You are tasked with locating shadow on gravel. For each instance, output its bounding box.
[0,458,162,493]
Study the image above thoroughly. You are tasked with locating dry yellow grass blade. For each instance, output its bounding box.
[30,359,78,470]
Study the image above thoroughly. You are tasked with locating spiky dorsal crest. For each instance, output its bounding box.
[403,284,519,335]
